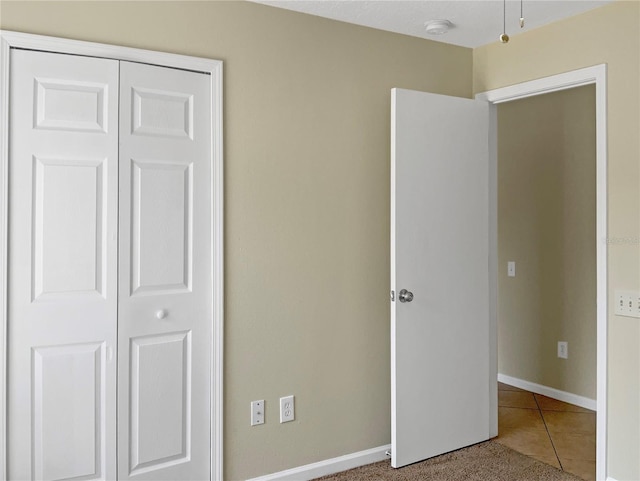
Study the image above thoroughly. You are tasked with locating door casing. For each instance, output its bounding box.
[0,30,224,481]
[476,64,608,481]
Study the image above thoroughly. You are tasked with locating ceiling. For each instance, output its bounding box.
[252,0,612,48]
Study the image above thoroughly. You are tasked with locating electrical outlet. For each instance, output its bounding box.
[507,261,516,277]
[251,400,264,426]
[614,290,640,318]
[280,395,295,423]
[557,341,568,359]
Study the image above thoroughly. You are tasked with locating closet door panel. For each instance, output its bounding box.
[33,156,108,299]
[8,49,118,481]
[118,61,211,481]
[130,158,192,295]
[32,342,105,481]
[129,331,190,474]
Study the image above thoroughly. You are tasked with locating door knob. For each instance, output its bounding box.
[398,289,414,303]
[156,309,168,319]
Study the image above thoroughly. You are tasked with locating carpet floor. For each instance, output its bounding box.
[314,441,584,481]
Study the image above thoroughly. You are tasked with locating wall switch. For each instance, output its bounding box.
[280,395,295,423]
[251,400,265,426]
[614,290,640,318]
[557,341,568,359]
[507,261,516,277]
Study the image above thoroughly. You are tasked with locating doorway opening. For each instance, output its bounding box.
[477,65,608,481]
[494,84,597,480]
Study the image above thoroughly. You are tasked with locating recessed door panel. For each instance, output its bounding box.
[35,78,108,133]
[130,332,191,475]
[130,159,192,296]
[132,87,193,138]
[32,343,105,481]
[33,157,107,300]
[8,49,118,481]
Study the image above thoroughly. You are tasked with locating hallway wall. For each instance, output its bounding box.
[497,85,596,399]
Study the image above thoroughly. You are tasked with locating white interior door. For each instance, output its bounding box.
[117,61,212,481]
[390,88,492,468]
[8,49,119,480]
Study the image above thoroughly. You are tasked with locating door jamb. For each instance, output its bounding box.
[0,30,225,481]
[476,64,608,481]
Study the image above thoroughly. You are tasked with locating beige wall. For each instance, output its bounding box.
[476,2,640,479]
[0,2,472,479]
[497,86,596,399]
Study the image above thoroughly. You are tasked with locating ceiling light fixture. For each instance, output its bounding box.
[425,20,452,35]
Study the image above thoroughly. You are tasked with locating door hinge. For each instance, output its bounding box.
[390,290,395,302]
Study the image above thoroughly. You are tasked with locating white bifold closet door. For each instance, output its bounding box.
[118,61,211,481]
[7,49,211,481]
[8,49,120,481]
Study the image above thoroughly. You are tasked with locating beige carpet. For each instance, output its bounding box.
[315,441,584,481]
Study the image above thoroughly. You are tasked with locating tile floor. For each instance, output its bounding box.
[495,382,596,481]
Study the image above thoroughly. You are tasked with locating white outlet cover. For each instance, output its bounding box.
[280,395,295,423]
[507,261,516,277]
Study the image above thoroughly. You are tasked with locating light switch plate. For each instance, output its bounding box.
[614,290,640,318]
[557,341,568,359]
[507,261,516,277]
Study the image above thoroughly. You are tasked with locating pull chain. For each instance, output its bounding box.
[500,0,510,43]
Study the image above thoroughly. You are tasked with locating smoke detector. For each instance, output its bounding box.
[425,20,453,35]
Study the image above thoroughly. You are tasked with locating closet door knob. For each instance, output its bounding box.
[156,309,168,320]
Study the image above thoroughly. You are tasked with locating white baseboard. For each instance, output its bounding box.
[245,444,391,481]
[606,478,618,481]
[498,373,596,411]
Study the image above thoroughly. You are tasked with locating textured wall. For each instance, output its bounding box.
[475,2,640,479]
[0,2,472,479]
[497,86,596,399]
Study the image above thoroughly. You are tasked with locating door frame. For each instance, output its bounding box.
[0,30,224,480]
[476,64,607,481]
